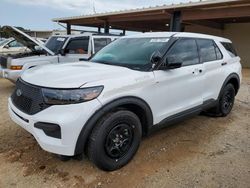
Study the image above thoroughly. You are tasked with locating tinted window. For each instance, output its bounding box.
[65,37,89,54]
[167,38,199,66]
[197,39,217,62]
[221,42,237,57]
[94,38,112,53]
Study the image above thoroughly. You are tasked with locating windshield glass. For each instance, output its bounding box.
[90,37,169,70]
[45,36,68,54]
[0,39,10,46]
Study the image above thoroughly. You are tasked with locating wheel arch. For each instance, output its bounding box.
[74,96,153,155]
[219,73,240,97]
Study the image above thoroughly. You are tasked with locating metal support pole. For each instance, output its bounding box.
[104,21,109,34]
[170,11,182,32]
[98,27,101,33]
[122,29,126,35]
[66,23,71,35]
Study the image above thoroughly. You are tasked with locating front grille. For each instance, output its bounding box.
[11,79,50,115]
[0,56,7,68]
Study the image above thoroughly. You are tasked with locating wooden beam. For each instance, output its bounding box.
[108,14,170,22]
[185,20,224,30]
[111,23,168,32]
[183,6,250,20]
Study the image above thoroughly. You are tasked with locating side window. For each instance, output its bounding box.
[215,44,223,60]
[167,38,199,66]
[94,38,112,53]
[65,37,89,54]
[8,40,23,47]
[197,39,217,62]
[221,42,237,57]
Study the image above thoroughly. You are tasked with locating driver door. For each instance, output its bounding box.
[59,37,91,63]
[151,38,204,123]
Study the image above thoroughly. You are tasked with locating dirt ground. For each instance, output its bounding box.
[0,69,249,188]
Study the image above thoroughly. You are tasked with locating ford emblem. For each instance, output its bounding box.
[16,89,22,97]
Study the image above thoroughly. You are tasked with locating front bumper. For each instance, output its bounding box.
[8,98,102,156]
[1,68,21,82]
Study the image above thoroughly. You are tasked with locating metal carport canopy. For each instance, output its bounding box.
[52,0,250,33]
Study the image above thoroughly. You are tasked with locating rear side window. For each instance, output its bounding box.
[215,45,223,60]
[167,38,199,66]
[94,38,112,53]
[197,39,218,62]
[221,42,237,57]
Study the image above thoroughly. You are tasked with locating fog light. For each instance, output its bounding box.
[34,122,61,139]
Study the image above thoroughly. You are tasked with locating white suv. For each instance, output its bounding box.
[8,32,242,171]
[0,26,118,82]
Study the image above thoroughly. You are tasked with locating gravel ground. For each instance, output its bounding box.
[0,69,249,188]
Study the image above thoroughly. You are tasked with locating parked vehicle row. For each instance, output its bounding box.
[0,26,118,82]
[8,31,242,171]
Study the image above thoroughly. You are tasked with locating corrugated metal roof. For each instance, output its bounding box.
[52,0,239,22]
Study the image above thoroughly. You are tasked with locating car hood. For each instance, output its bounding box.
[3,26,54,55]
[21,62,136,88]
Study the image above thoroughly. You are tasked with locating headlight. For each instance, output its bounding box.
[42,86,103,105]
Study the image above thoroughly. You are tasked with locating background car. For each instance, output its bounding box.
[0,26,119,83]
[0,37,30,55]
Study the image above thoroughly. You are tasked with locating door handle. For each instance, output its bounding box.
[221,62,227,66]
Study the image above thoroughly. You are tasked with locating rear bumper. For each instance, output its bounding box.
[8,98,102,156]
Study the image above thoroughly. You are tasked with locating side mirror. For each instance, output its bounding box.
[4,45,9,49]
[150,51,162,65]
[160,56,183,70]
[59,49,66,56]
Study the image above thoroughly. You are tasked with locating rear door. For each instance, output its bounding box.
[196,39,224,101]
[152,38,204,123]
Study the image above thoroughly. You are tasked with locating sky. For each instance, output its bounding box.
[0,0,200,31]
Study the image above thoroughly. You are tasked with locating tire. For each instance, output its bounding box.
[87,110,142,171]
[207,83,235,117]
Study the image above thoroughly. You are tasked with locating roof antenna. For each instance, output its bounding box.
[92,0,96,14]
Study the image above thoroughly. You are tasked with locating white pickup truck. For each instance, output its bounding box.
[0,26,118,82]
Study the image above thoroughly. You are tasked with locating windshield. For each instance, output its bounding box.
[45,36,68,54]
[90,37,169,70]
[0,39,10,46]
